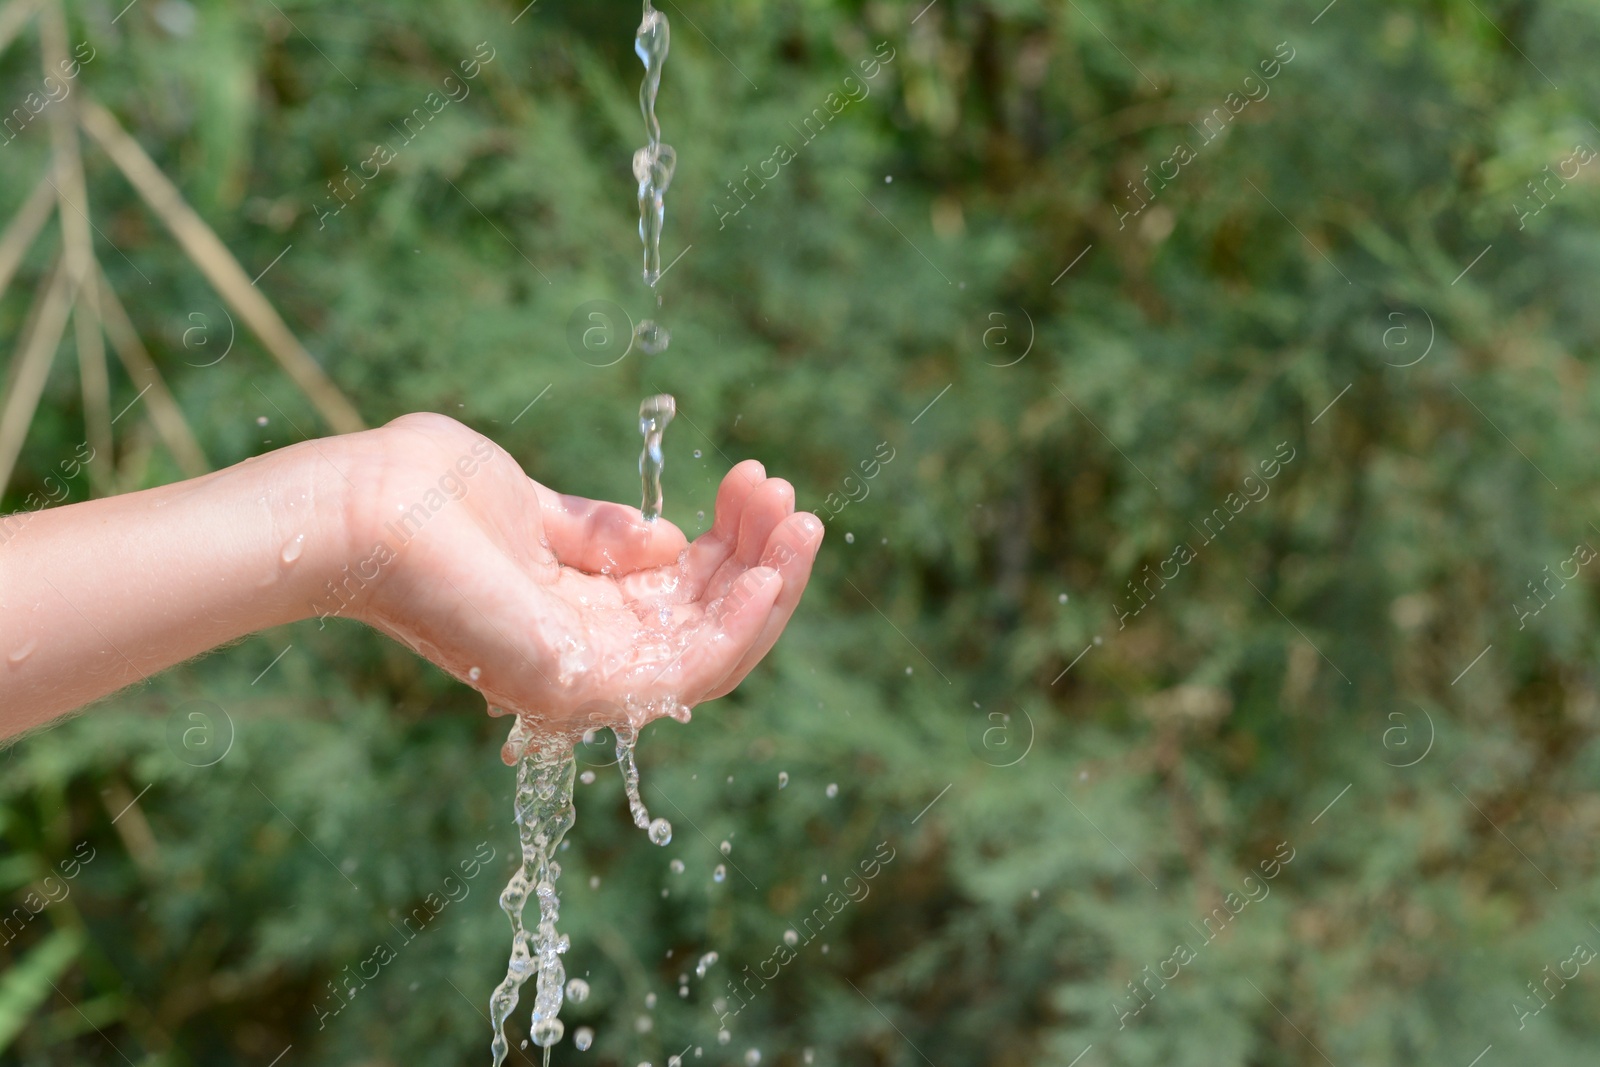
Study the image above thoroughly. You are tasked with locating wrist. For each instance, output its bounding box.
[262,433,372,630]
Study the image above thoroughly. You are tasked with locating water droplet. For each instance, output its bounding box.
[679,985,690,998]
[777,771,788,789]
[468,666,482,682]
[825,783,838,798]
[566,978,590,1003]
[884,175,893,183]
[635,1013,654,1033]
[820,874,828,883]
[279,533,305,564]
[533,1018,564,1047]
[820,943,829,953]
[574,1027,594,1051]
[645,992,657,1009]
[696,509,705,522]
[256,415,268,426]
[804,1049,814,1064]
[844,532,854,543]
[670,858,685,873]
[783,929,798,946]
[717,1030,732,1046]
[719,840,731,855]
[745,1051,762,1066]
[693,449,702,458]
[713,864,726,882]
[635,319,671,354]
[589,875,601,888]
[580,770,596,784]
[1058,593,1068,603]
[7,638,38,664]
[1094,635,1103,645]
[695,951,718,978]
[1031,888,1040,899]
[649,817,672,845]
[905,666,913,675]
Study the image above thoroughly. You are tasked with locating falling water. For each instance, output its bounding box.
[633,0,676,296]
[615,721,673,843]
[485,5,691,1059]
[489,720,577,1067]
[488,716,680,1063]
[639,394,676,522]
[633,0,677,517]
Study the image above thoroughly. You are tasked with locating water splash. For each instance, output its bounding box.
[489,721,577,1066]
[639,394,676,521]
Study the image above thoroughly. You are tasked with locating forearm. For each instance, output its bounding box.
[0,437,359,738]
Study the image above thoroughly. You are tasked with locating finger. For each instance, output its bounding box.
[682,460,766,596]
[703,512,823,700]
[538,489,689,575]
[711,460,766,543]
[734,477,794,567]
[675,566,783,702]
[694,476,794,603]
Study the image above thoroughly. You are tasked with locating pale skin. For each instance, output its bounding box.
[0,412,823,743]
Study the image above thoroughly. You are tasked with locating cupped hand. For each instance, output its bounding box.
[344,414,822,739]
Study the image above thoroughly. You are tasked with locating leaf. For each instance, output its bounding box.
[0,927,85,1052]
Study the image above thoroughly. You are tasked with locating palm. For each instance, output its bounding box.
[357,416,822,736]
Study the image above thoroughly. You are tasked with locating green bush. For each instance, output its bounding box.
[4,0,1600,1063]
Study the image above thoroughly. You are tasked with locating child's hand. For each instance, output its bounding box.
[349,414,822,734]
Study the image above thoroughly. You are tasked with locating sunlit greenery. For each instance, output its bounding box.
[4,0,1600,1063]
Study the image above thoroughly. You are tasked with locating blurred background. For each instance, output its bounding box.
[4,0,1600,1063]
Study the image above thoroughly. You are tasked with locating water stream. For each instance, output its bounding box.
[488,715,678,1064]
[633,0,675,295]
[633,0,676,519]
[487,4,687,1059]
[489,720,577,1066]
[638,394,676,523]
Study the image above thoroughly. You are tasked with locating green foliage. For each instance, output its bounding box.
[5,0,1600,1063]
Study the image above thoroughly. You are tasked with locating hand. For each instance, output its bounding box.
[344,414,823,741]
